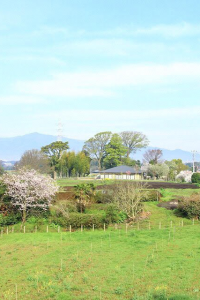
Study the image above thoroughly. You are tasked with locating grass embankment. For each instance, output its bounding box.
[1,226,200,300]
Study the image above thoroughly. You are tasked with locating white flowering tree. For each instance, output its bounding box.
[176,170,193,183]
[2,169,59,224]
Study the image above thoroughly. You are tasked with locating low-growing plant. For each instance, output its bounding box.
[50,213,107,228]
[177,194,200,219]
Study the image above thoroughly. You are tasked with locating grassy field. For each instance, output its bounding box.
[1,225,200,299]
[1,188,200,299]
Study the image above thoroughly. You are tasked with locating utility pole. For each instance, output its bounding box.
[191,150,198,173]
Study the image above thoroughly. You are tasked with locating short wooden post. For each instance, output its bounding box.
[104,223,106,231]
[69,225,72,233]
[1,229,3,237]
[61,258,63,271]
[12,226,14,233]
[81,224,83,232]
[16,284,18,300]
[148,222,151,230]
[125,223,128,234]
[92,224,95,231]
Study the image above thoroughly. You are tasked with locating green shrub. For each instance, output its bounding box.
[0,213,21,226]
[191,172,200,184]
[50,213,107,229]
[105,204,119,223]
[141,190,161,202]
[105,204,127,223]
[177,194,200,219]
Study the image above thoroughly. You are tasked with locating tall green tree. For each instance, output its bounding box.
[83,131,112,170]
[59,151,90,177]
[41,141,69,178]
[120,131,149,157]
[103,134,127,169]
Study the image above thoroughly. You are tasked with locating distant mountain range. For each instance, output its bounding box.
[0,132,198,163]
[0,132,84,161]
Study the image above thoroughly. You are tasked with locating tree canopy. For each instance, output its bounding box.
[120,131,149,157]
[83,131,112,170]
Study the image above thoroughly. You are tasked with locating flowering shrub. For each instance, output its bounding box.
[176,170,192,183]
[2,169,59,224]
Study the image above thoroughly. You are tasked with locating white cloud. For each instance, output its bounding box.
[135,22,200,37]
[0,95,45,105]
[15,62,200,97]
[34,22,200,38]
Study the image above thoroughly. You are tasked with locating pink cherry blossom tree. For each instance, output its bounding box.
[2,169,59,224]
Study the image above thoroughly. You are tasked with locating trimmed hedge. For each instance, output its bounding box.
[50,213,107,229]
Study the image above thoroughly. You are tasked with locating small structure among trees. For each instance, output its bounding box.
[99,165,142,180]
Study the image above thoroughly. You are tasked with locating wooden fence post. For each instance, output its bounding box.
[104,223,106,231]
[126,223,128,234]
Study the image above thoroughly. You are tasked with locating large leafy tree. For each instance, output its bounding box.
[103,134,127,169]
[41,141,69,177]
[83,131,112,170]
[120,131,149,157]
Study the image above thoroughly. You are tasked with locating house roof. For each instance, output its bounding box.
[100,165,142,174]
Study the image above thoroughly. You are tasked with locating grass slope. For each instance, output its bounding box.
[1,225,200,300]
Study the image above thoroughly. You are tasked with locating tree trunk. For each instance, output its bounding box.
[22,209,26,225]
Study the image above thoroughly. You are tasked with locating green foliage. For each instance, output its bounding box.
[141,190,161,202]
[178,194,200,218]
[0,213,21,226]
[74,183,96,212]
[105,204,120,223]
[60,151,90,177]
[41,141,69,174]
[50,213,107,228]
[191,172,200,184]
[103,133,127,169]
[83,131,112,170]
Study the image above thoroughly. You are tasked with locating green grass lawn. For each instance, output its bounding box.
[1,226,200,300]
[1,188,200,299]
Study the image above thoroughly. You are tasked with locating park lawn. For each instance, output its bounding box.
[1,226,200,299]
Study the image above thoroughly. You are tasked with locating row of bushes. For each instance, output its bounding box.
[95,189,160,203]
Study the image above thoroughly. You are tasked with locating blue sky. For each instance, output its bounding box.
[1,0,200,151]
